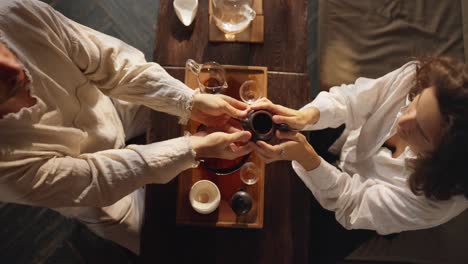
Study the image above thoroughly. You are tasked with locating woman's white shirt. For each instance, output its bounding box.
[293,62,468,234]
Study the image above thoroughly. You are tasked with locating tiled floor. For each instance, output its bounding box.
[0,0,318,263]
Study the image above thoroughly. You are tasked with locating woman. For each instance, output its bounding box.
[252,56,468,261]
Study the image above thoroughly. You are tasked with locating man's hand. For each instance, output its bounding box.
[190,93,250,129]
[190,130,256,160]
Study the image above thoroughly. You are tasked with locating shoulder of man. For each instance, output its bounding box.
[0,0,60,34]
[0,0,58,24]
[0,0,50,13]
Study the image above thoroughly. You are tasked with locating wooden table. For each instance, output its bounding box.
[140,1,311,263]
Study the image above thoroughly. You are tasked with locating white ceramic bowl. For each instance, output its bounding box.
[189,180,220,214]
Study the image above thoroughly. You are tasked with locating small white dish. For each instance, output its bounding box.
[189,179,220,214]
[173,0,198,26]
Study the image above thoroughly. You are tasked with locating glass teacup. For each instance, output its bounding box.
[212,0,256,40]
[239,79,262,104]
[240,161,259,185]
[186,59,228,94]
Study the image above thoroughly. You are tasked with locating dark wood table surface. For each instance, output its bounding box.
[140,1,311,263]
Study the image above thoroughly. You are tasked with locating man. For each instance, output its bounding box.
[0,0,254,254]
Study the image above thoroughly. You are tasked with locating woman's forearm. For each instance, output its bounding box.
[296,144,321,171]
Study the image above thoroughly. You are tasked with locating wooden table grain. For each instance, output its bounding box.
[140,1,311,263]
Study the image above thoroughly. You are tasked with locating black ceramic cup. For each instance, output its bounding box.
[238,109,293,141]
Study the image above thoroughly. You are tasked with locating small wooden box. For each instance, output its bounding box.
[176,65,267,228]
[209,0,264,43]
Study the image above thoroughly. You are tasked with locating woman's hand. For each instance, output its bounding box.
[250,98,319,130]
[191,93,250,129]
[190,130,256,160]
[254,130,321,170]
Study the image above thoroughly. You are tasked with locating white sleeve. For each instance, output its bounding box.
[0,136,197,208]
[0,1,200,208]
[37,1,194,124]
[292,159,468,234]
[302,62,417,131]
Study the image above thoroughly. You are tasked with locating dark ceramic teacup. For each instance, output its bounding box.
[237,109,293,141]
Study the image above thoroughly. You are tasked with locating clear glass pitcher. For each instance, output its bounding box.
[212,0,256,40]
[186,59,228,94]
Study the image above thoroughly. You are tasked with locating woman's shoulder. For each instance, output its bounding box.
[397,60,419,75]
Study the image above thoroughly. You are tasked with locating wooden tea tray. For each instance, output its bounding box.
[208,0,264,43]
[176,64,267,228]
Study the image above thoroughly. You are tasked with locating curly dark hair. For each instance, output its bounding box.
[408,56,468,200]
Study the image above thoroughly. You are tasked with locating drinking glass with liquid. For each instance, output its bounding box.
[186,59,228,94]
[240,161,259,185]
[212,0,256,40]
[239,79,262,104]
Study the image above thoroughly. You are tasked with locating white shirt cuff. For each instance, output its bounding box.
[301,93,336,130]
[127,136,198,183]
[178,88,198,125]
[292,158,339,190]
